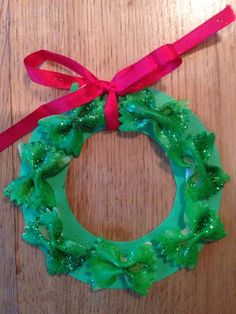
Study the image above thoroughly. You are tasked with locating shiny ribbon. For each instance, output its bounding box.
[0,6,235,152]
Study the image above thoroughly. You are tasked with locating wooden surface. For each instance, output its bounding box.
[0,1,236,313]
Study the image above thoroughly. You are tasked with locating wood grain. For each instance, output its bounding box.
[0,0,236,313]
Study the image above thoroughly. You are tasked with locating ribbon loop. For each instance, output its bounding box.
[24,49,98,90]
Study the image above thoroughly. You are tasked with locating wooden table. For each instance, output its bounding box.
[0,1,235,313]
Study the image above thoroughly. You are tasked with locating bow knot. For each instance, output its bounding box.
[95,80,116,93]
[0,6,234,151]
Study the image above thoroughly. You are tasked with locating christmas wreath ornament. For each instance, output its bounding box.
[0,7,235,296]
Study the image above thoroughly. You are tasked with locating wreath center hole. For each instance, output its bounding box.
[66,132,176,241]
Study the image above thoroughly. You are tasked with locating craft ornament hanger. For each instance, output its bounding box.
[0,6,235,296]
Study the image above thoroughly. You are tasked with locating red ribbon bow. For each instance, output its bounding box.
[0,6,235,152]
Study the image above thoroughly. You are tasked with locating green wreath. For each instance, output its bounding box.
[4,83,229,296]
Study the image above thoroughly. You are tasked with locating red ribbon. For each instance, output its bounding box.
[0,6,235,152]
